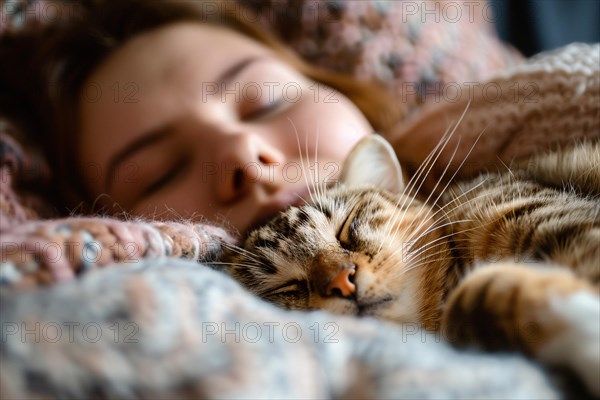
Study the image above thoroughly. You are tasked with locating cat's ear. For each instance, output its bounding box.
[339,134,405,194]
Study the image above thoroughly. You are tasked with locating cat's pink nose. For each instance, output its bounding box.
[326,268,356,297]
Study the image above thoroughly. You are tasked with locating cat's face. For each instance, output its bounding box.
[224,136,452,328]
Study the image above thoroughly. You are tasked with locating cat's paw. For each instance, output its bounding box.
[538,290,600,397]
[442,262,600,396]
[441,262,539,350]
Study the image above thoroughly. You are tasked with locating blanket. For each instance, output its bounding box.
[1,259,560,399]
[1,1,599,398]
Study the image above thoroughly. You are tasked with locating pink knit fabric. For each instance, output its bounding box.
[1,217,236,288]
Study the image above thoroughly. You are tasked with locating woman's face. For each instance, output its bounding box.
[78,22,372,233]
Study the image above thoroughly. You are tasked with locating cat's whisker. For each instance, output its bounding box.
[210,261,249,267]
[387,139,461,248]
[314,122,324,205]
[304,124,327,209]
[398,241,478,267]
[381,101,474,251]
[399,127,479,238]
[404,210,512,264]
[400,220,476,255]
[404,128,458,201]
[397,140,463,241]
[401,243,483,275]
[401,123,489,243]
[223,247,264,265]
[401,255,451,275]
[388,100,478,242]
[401,237,472,267]
[306,124,319,204]
[316,133,331,208]
[210,261,262,269]
[400,113,462,199]
[431,184,477,219]
[396,100,473,201]
[403,189,487,244]
[378,126,457,252]
[395,224,477,263]
[294,193,309,205]
[221,254,265,268]
[404,241,479,265]
[405,218,474,249]
[221,241,252,253]
[406,220,480,250]
[289,118,317,206]
[414,179,489,231]
[306,128,323,206]
[387,236,454,268]
[221,242,268,267]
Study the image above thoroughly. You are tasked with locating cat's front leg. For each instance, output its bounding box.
[441,262,600,396]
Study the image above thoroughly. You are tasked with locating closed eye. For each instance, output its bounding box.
[142,155,191,197]
[337,209,358,249]
[268,279,307,296]
[241,99,285,121]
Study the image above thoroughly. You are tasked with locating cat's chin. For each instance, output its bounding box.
[321,297,396,319]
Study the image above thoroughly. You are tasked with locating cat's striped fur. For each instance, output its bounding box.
[223,136,600,394]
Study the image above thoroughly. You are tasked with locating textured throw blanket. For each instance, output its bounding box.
[1,1,599,398]
[2,259,560,399]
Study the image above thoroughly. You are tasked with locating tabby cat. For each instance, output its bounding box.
[222,135,600,394]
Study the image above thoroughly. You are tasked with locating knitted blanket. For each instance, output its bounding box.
[1,1,599,398]
[1,259,559,399]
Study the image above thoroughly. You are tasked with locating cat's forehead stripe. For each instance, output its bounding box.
[303,203,332,219]
[296,208,310,224]
[271,213,298,238]
[255,238,278,250]
[255,254,278,274]
[319,203,332,219]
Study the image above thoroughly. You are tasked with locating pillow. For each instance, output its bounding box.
[242,0,523,118]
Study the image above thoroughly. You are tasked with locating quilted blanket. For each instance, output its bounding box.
[1,1,599,398]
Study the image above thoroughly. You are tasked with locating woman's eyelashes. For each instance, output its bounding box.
[240,98,286,121]
[141,155,192,198]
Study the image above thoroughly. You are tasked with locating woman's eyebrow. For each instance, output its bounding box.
[105,128,170,191]
[215,56,263,92]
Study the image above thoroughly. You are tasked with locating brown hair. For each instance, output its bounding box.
[0,0,400,213]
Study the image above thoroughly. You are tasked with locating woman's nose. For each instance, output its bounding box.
[216,133,284,203]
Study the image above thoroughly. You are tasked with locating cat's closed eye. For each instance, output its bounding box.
[264,280,309,308]
[266,279,308,299]
[268,280,306,296]
[337,210,358,250]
